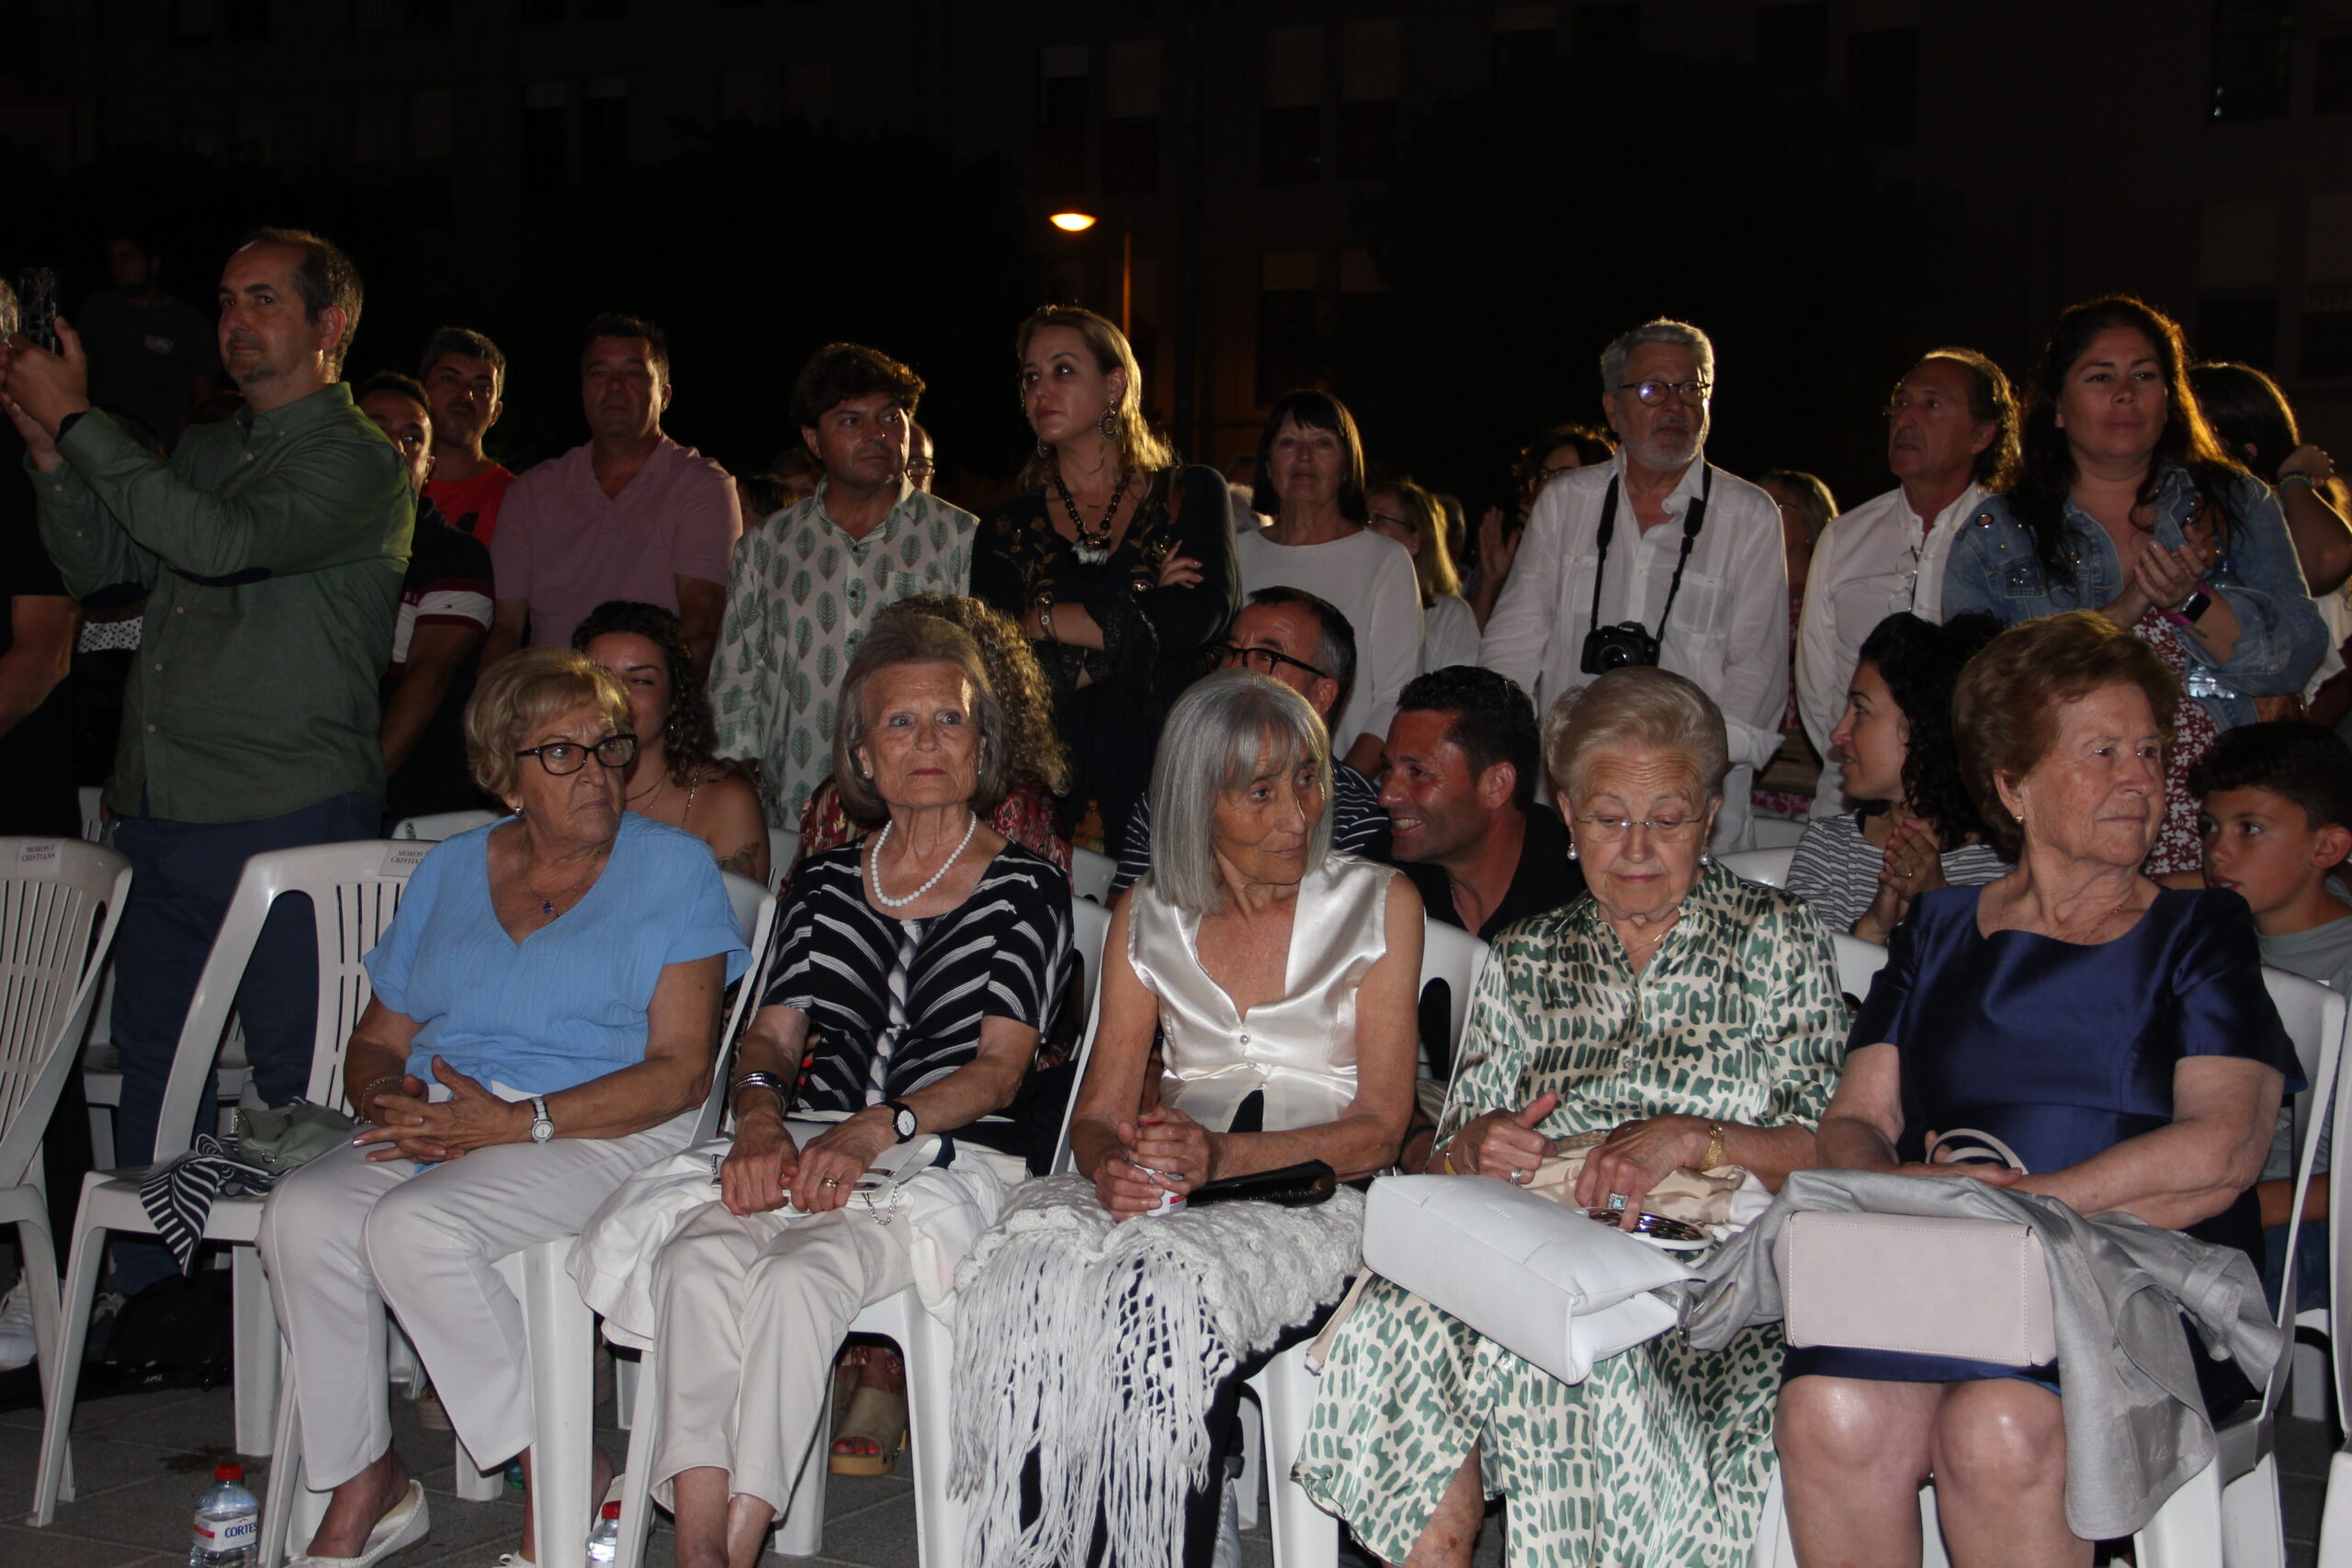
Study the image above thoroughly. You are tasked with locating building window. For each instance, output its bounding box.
[2210,0,2293,120]
[522,82,568,186]
[1338,18,1399,181]
[413,89,453,161]
[1493,6,1556,84]
[1847,27,1919,146]
[1257,251,1322,403]
[584,80,628,171]
[1758,3,1827,91]
[1104,38,1160,194]
[1037,45,1089,198]
[718,66,777,124]
[2200,295,2278,368]
[1261,25,1324,186]
[1572,4,1638,61]
[2318,31,2352,113]
[2304,289,2352,376]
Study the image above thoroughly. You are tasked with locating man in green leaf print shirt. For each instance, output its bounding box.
[707,343,974,828]
[3,228,410,1295]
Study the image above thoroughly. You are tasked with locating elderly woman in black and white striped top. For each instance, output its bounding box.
[643,615,1071,1568]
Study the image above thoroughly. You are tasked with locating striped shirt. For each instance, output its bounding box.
[1784,811,2008,936]
[767,840,1072,1115]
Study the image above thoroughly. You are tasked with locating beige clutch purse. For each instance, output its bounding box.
[1773,1210,2057,1365]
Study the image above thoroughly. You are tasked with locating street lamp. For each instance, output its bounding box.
[1048,210,1131,339]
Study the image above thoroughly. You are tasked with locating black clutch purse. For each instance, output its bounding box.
[1186,1159,1338,1209]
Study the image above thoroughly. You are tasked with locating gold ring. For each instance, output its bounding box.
[820,1176,841,1188]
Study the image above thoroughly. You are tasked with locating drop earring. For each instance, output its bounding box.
[1036,437,1052,459]
[1100,407,1122,441]
[1567,842,1579,861]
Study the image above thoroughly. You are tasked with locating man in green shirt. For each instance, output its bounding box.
[2,227,411,1294]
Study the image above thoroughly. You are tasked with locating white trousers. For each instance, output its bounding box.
[649,1199,914,1516]
[255,1114,696,1490]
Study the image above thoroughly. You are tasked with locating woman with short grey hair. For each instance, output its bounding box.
[953,670,1422,1568]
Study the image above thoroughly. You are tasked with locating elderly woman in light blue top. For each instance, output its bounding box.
[257,648,750,1568]
[1942,296,2325,734]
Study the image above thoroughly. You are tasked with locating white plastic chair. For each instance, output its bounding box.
[1750,816,1808,851]
[390,807,502,841]
[1719,846,1796,889]
[1754,965,2344,1568]
[0,839,132,1452]
[75,786,107,845]
[257,869,777,1568]
[1230,918,1493,1566]
[33,839,426,1525]
[1069,844,1116,905]
[1832,931,1888,1002]
[766,826,797,893]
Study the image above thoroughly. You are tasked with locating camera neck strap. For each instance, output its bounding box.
[1587,462,1713,642]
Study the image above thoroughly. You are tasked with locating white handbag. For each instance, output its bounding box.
[1362,1174,1689,1384]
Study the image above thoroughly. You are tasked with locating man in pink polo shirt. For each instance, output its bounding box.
[482,314,741,672]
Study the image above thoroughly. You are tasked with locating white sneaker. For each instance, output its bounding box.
[0,1281,36,1371]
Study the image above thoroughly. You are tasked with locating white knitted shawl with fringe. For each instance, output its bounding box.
[949,1173,1364,1568]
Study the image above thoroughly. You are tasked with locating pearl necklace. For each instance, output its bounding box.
[866,813,978,908]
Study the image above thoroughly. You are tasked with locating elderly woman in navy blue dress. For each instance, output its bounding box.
[1778,612,2297,1568]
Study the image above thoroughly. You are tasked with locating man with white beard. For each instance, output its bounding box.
[1479,318,1788,852]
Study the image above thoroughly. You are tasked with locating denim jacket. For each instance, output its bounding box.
[1941,466,2325,728]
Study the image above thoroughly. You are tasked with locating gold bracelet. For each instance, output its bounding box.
[1038,604,1057,643]
[354,1074,403,1123]
[1702,1121,1728,1170]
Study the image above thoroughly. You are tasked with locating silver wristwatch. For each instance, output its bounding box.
[528,1095,555,1144]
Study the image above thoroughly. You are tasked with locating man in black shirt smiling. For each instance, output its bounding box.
[1381,666,1583,940]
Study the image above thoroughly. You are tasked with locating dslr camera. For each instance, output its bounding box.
[1580,620,1662,673]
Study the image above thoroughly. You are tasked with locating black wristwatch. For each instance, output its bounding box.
[2181,589,2214,624]
[882,1099,919,1142]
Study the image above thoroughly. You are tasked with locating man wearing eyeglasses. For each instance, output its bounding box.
[1479,318,1789,852]
[1108,586,1390,894]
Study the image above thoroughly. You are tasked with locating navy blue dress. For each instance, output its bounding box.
[1785,885,2300,1399]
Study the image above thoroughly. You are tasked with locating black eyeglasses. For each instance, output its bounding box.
[514,733,639,775]
[1618,378,1712,407]
[1204,644,1330,682]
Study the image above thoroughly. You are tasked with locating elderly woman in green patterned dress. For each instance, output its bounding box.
[1295,667,1846,1568]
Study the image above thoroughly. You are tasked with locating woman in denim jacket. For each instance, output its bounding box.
[1943,296,2326,871]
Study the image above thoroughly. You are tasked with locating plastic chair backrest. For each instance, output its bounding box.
[392,808,503,841]
[0,839,132,1186]
[1422,919,1491,1097]
[694,870,782,1141]
[1719,847,1795,889]
[1069,846,1115,905]
[2260,964,2345,1423]
[76,787,106,845]
[1070,898,1112,1018]
[766,828,797,893]
[1832,932,1888,1005]
[1751,816,1808,850]
[151,840,424,1166]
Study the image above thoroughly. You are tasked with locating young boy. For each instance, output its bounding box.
[2188,721,2352,1306]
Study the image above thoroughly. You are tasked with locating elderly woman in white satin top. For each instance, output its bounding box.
[959,669,1422,1568]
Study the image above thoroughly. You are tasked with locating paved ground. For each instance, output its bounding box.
[0,1365,2335,1566]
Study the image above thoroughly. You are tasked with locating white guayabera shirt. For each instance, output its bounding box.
[1479,447,1789,853]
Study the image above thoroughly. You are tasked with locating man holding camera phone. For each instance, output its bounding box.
[1478,319,1787,852]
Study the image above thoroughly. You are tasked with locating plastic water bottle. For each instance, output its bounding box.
[585,1499,622,1563]
[189,1462,258,1567]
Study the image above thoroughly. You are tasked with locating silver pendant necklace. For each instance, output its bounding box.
[866,812,979,908]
